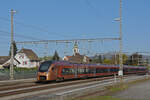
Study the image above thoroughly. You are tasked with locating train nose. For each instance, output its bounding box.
[39,76,47,80]
[37,72,48,81]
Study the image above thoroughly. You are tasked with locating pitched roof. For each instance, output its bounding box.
[18,48,39,60]
[0,56,10,65]
[2,58,20,67]
[67,53,90,63]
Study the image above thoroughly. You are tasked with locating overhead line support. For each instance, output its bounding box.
[16,38,120,45]
[10,9,16,80]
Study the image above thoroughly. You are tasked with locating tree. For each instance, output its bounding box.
[9,41,17,56]
[122,54,128,65]
[91,55,103,64]
[98,55,103,63]
[52,51,60,61]
[103,58,111,64]
[111,54,119,64]
[39,56,53,61]
[111,53,128,65]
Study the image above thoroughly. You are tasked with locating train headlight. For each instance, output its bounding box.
[46,71,49,76]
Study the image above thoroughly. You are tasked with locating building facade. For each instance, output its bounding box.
[15,48,39,68]
[63,42,90,63]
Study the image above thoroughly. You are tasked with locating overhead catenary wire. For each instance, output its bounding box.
[0,16,119,41]
[0,16,75,39]
[0,30,41,40]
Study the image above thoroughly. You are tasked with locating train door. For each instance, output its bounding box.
[94,67,96,76]
[50,66,57,80]
[74,65,78,78]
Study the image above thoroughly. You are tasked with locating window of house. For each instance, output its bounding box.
[25,61,27,65]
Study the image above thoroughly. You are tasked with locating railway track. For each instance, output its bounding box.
[0,75,137,100]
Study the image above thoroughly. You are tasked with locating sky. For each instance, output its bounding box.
[0,0,150,57]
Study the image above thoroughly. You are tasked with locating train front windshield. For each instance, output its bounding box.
[39,61,53,72]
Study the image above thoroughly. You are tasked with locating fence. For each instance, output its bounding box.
[0,68,37,80]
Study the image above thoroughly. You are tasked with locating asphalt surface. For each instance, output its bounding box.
[113,80,150,100]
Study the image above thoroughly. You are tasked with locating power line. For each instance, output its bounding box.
[0,16,72,38]
[0,17,10,22]
[0,30,41,40]
[0,16,118,40]
[0,35,10,39]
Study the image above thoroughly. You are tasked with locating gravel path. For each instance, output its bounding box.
[113,80,150,100]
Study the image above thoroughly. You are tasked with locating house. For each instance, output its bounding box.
[63,42,90,63]
[64,53,90,64]
[63,56,72,61]
[0,56,20,69]
[0,56,10,69]
[0,56,21,69]
[3,58,20,68]
[15,48,39,68]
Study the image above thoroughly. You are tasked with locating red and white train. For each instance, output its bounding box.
[37,60,148,81]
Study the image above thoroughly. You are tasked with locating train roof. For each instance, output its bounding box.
[45,60,147,69]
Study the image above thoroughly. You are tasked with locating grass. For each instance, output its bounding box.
[105,76,150,94]
[70,96,134,100]
[67,84,133,100]
[105,83,128,93]
[128,76,150,85]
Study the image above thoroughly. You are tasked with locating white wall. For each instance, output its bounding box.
[15,53,38,68]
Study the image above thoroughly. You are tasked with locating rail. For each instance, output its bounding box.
[55,75,150,100]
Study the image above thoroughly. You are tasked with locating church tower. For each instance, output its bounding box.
[73,41,79,55]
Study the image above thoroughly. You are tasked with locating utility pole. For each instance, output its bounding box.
[10,9,16,80]
[118,0,123,80]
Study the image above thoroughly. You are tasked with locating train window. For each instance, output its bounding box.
[69,68,75,75]
[62,68,68,75]
[62,68,75,75]
[89,68,94,74]
[96,68,108,73]
[78,68,85,74]
[123,68,127,72]
[62,68,66,75]
[39,61,52,72]
[79,68,89,74]
[52,67,55,71]
[108,69,110,72]
[96,68,101,73]
[110,69,113,72]
[102,69,108,73]
[110,68,118,72]
[85,68,89,74]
